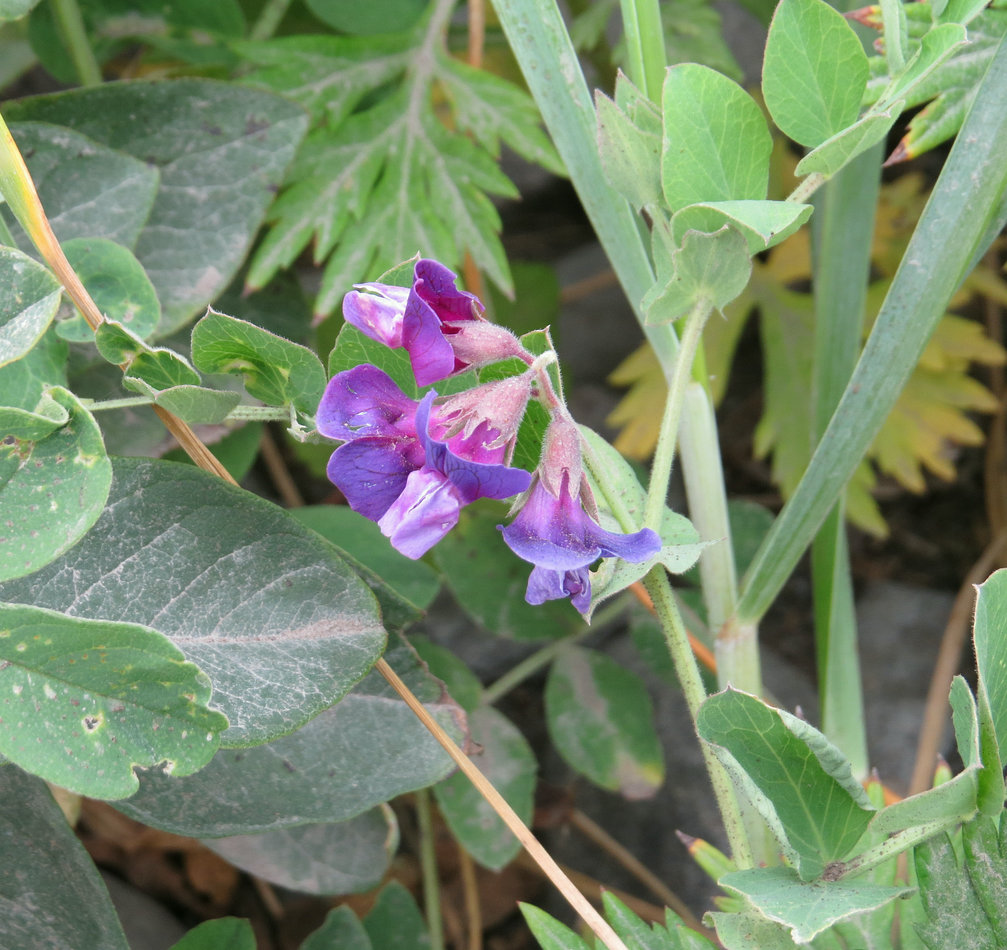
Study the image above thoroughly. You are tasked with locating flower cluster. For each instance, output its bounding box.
[318,258,660,615]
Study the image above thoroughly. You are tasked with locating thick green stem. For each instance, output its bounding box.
[249,0,294,40]
[643,567,753,867]
[415,789,446,950]
[618,0,666,103]
[51,0,102,87]
[644,300,714,532]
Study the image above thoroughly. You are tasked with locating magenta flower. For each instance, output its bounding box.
[343,259,525,387]
[318,364,532,559]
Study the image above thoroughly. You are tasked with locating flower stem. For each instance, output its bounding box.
[51,0,102,87]
[415,789,446,950]
[248,0,294,40]
[641,567,752,867]
[643,298,714,533]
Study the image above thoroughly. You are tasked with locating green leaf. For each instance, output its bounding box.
[697,689,874,880]
[643,226,752,326]
[546,646,664,798]
[151,385,242,425]
[707,909,797,950]
[0,327,67,411]
[434,706,536,870]
[363,880,431,949]
[55,238,159,343]
[0,603,226,799]
[5,81,308,335]
[290,505,441,611]
[0,767,129,949]
[433,501,582,640]
[520,904,592,950]
[915,829,1000,950]
[0,386,111,582]
[880,23,970,110]
[112,640,459,836]
[961,816,1007,946]
[0,245,62,366]
[302,906,373,950]
[669,201,814,255]
[0,457,386,746]
[328,321,419,401]
[191,308,325,414]
[596,87,662,211]
[410,635,484,712]
[794,105,903,178]
[94,320,202,395]
[660,63,772,211]
[203,807,396,895]
[305,0,427,33]
[169,919,255,950]
[0,0,40,19]
[4,121,159,252]
[720,866,912,944]
[762,0,868,148]
[972,569,1007,754]
[602,891,715,949]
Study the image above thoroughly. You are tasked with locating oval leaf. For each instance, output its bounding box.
[0,457,386,746]
[661,63,772,211]
[763,0,869,148]
[546,646,664,798]
[204,807,396,895]
[0,767,130,949]
[0,386,111,582]
[0,245,62,366]
[0,603,227,799]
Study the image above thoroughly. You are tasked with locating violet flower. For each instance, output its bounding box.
[343,259,525,386]
[318,364,532,559]
[499,414,660,614]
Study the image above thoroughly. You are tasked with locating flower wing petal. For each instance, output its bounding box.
[316,364,418,440]
[378,468,461,559]
[343,284,409,347]
[326,437,418,521]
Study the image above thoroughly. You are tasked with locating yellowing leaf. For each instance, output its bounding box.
[606,343,665,460]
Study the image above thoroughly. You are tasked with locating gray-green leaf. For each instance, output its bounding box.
[0,245,62,366]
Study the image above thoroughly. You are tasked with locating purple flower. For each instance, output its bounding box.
[343,259,526,387]
[499,414,660,615]
[318,364,532,559]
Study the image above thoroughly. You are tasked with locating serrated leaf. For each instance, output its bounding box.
[54,238,159,343]
[643,226,752,325]
[762,0,868,148]
[364,880,431,949]
[169,919,255,950]
[0,386,111,582]
[5,81,308,335]
[190,308,325,414]
[112,640,459,836]
[720,866,911,944]
[434,706,536,870]
[0,457,386,746]
[697,689,874,880]
[546,646,664,798]
[0,767,130,949]
[203,806,396,895]
[661,63,772,211]
[0,603,226,799]
[4,121,159,252]
[0,246,61,369]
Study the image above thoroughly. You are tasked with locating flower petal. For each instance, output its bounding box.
[316,364,417,441]
[526,565,592,614]
[326,437,419,521]
[402,290,458,386]
[414,259,482,322]
[342,283,410,347]
[378,467,462,559]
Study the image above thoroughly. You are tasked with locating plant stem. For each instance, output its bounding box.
[482,600,626,705]
[786,172,827,205]
[641,568,752,867]
[226,405,293,421]
[51,0,102,87]
[415,789,446,950]
[877,0,907,74]
[375,657,630,950]
[80,396,154,412]
[248,0,294,41]
[827,817,961,881]
[643,299,714,532]
[618,0,666,103]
